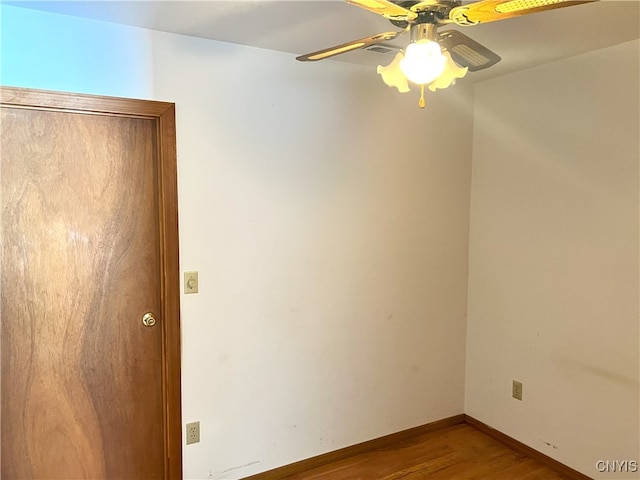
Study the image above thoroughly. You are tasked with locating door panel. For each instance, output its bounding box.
[1,88,181,480]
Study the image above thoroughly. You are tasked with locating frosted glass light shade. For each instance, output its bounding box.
[399,39,446,85]
[377,52,410,93]
[428,50,468,91]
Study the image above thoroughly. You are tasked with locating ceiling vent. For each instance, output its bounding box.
[363,43,402,55]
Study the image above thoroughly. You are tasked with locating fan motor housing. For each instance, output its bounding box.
[391,0,461,27]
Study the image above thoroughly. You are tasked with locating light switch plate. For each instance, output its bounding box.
[184,271,198,294]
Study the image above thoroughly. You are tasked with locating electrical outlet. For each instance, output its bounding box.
[186,421,200,445]
[512,380,523,401]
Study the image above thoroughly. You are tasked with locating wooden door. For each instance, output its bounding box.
[0,87,182,479]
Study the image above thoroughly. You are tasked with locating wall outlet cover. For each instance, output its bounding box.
[186,421,200,445]
[512,380,523,401]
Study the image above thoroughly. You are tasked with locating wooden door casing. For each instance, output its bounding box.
[0,87,182,479]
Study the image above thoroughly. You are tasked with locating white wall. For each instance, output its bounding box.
[1,6,473,479]
[466,39,640,479]
[153,34,473,479]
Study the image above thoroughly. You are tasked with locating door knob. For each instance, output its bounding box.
[142,312,157,327]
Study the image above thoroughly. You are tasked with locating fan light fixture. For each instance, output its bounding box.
[297,0,594,110]
[377,23,467,108]
[399,39,446,84]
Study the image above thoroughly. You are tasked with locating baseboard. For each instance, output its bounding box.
[463,415,593,480]
[242,413,592,480]
[241,414,465,480]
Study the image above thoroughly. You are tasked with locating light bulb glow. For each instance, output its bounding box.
[399,39,446,85]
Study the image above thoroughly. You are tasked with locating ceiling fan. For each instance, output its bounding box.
[296,0,595,108]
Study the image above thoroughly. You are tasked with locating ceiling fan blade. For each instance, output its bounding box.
[296,31,405,62]
[438,30,501,71]
[345,0,418,21]
[450,0,595,25]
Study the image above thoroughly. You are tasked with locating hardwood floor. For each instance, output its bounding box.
[281,424,575,480]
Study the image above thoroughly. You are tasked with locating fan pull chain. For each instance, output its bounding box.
[419,84,425,109]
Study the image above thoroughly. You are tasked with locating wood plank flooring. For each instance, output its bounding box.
[281,424,575,480]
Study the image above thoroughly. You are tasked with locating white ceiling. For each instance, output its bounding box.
[7,0,640,82]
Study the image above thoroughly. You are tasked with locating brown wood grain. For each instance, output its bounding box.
[0,86,174,118]
[1,87,181,480]
[452,0,592,24]
[156,103,184,480]
[464,415,593,480]
[243,416,466,480]
[244,416,591,480]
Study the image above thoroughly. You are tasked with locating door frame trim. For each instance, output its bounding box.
[1,86,183,479]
